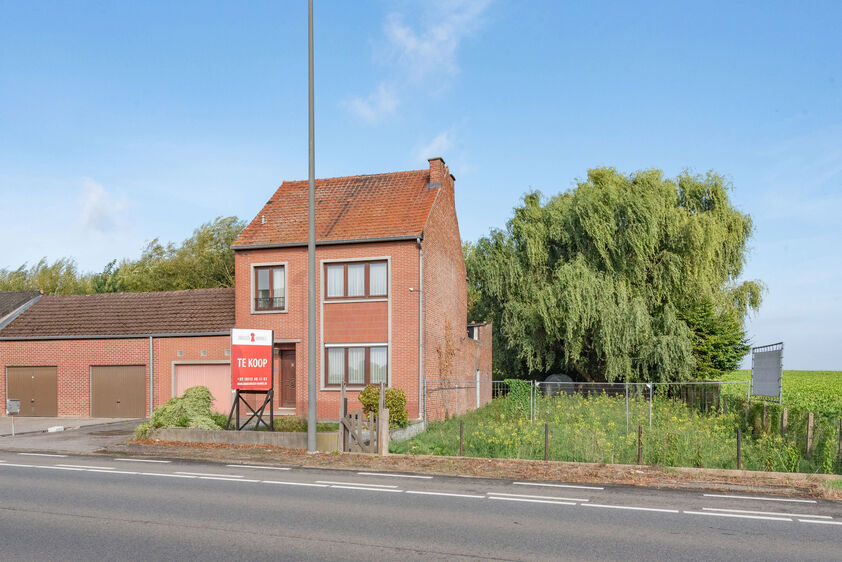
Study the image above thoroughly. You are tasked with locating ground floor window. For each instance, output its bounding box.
[325,345,388,386]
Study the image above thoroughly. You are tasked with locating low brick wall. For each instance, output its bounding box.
[150,428,338,451]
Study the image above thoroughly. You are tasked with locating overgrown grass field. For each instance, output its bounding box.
[392,384,840,474]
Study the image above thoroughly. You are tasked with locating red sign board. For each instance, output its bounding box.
[231,329,273,390]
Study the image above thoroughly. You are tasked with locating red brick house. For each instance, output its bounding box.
[232,158,492,421]
[0,158,491,421]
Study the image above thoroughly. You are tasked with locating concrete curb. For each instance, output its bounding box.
[150,428,339,451]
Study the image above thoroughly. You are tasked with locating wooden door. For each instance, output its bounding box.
[279,350,296,408]
[7,367,57,416]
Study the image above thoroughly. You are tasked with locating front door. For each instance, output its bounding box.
[275,349,295,408]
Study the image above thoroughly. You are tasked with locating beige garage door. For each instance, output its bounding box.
[174,363,232,415]
[91,366,146,418]
[6,367,58,416]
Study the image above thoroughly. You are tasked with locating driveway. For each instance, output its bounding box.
[0,418,142,453]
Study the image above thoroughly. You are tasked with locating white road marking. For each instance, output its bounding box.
[176,472,244,478]
[36,466,87,472]
[227,465,291,471]
[583,504,679,514]
[406,491,484,499]
[87,469,138,475]
[58,464,115,470]
[262,481,328,487]
[684,510,791,522]
[199,476,260,483]
[115,458,171,463]
[489,496,576,506]
[316,480,398,488]
[702,493,816,504]
[702,507,832,520]
[0,463,35,468]
[330,485,403,493]
[18,453,67,458]
[798,519,842,526]
[514,481,604,490]
[488,492,589,502]
[138,472,196,478]
[357,472,433,479]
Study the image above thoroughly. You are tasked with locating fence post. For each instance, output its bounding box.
[762,402,768,433]
[637,424,643,465]
[781,407,788,439]
[806,412,815,460]
[377,408,390,456]
[625,382,629,433]
[837,418,842,469]
[459,421,464,457]
[649,384,653,429]
[544,423,549,462]
[736,427,742,470]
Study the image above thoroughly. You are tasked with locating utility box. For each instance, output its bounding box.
[6,399,20,416]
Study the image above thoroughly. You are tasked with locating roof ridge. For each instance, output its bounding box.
[279,168,428,186]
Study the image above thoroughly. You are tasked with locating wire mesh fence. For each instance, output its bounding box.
[408,378,842,474]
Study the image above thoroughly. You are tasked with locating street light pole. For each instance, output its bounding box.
[306,0,317,453]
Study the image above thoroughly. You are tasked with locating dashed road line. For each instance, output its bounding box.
[262,481,328,488]
[798,519,842,526]
[583,504,679,514]
[137,472,196,479]
[316,480,398,488]
[488,492,589,502]
[199,476,260,483]
[227,465,291,471]
[114,458,170,463]
[57,464,115,470]
[330,485,403,493]
[406,491,484,499]
[18,453,67,458]
[357,472,433,479]
[176,472,244,478]
[514,481,604,490]
[489,496,576,506]
[87,469,138,475]
[702,493,816,504]
[702,507,832,520]
[684,510,792,522]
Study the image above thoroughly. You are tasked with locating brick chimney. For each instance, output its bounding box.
[428,157,449,188]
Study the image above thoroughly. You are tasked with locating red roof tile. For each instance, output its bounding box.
[233,168,439,247]
[0,288,234,338]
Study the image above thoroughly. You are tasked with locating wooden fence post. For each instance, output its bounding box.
[781,407,788,439]
[806,412,815,460]
[544,423,549,461]
[637,425,643,465]
[737,427,742,470]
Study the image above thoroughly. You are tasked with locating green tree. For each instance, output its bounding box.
[0,257,88,295]
[466,168,762,382]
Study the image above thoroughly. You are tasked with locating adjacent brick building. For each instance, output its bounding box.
[0,158,491,421]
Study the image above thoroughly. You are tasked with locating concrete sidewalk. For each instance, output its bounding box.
[0,419,142,453]
[0,416,129,437]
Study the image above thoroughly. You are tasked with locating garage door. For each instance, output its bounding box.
[174,363,232,415]
[91,366,146,418]
[6,367,58,416]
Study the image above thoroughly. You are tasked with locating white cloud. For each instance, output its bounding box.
[414,131,454,163]
[346,0,491,121]
[346,82,399,123]
[80,178,132,232]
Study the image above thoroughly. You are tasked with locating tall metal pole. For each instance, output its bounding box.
[306,0,317,453]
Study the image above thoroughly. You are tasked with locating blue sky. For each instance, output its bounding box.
[1,1,840,369]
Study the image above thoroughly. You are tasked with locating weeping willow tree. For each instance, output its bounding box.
[466,168,763,382]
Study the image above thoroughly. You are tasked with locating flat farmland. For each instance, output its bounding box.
[719,370,842,417]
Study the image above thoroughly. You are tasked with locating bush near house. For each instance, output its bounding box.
[358,384,409,428]
[134,386,223,439]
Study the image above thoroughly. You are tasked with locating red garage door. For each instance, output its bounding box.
[174,363,232,415]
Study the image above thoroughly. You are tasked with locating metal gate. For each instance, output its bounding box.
[6,366,57,416]
[90,365,146,418]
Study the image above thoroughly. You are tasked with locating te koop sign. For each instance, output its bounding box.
[231,328,274,390]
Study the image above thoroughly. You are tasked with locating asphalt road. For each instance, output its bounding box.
[0,451,839,561]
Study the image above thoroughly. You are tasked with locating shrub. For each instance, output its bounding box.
[133,385,224,439]
[504,379,532,419]
[359,385,409,428]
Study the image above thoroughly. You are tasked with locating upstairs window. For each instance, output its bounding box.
[254,265,286,311]
[324,261,388,299]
